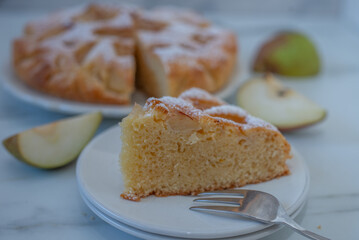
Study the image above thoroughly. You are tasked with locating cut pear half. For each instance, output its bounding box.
[3,112,102,169]
[237,75,326,131]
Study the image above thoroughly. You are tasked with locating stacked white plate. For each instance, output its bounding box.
[76,126,310,240]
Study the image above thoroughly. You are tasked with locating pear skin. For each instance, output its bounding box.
[253,32,320,77]
[3,112,102,169]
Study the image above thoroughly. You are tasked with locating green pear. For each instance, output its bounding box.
[3,112,102,169]
[253,32,320,77]
[237,74,326,131]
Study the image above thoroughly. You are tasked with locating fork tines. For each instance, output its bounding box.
[197,189,248,196]
[193,197,244,205]
[190,189,249,215]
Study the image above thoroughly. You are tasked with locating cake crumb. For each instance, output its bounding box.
[317,225,322,230]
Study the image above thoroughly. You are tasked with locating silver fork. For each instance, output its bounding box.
[190,189,330,240]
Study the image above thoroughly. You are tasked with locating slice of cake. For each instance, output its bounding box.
[133,7,237,97]
[120,88,291,201]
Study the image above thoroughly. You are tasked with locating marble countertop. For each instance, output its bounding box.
[1,10,359,240]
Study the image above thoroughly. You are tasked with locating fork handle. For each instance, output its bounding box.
[275,215,331,240]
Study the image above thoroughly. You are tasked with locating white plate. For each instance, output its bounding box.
[76,126,309,239]
[80,188,306,240]
[2,62,242,118]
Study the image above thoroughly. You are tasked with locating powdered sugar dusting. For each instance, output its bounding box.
[144,95,206,118]
[205,105,247,117]
[84,39,116,62]
[144,88,279,132]
[157,96,194,110]
[244,115,278,131]
[179,88,226,106]
[25,4,136,65]
[140,25,232,63]
[153,45,194,62]
[136,7,235,65]
[205,105,277,130]
[144,7,209,27]
[41,24,96,53]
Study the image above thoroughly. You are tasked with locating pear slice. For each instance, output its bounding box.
[237,75,326,131]
[3,112,102,169]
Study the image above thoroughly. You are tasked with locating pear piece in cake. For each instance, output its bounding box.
[3,112,102,169]
[237,75,326,131]
[120,88,291,201]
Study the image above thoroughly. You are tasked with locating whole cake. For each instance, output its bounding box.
[120,88,291,201]
[13,4,237,104]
